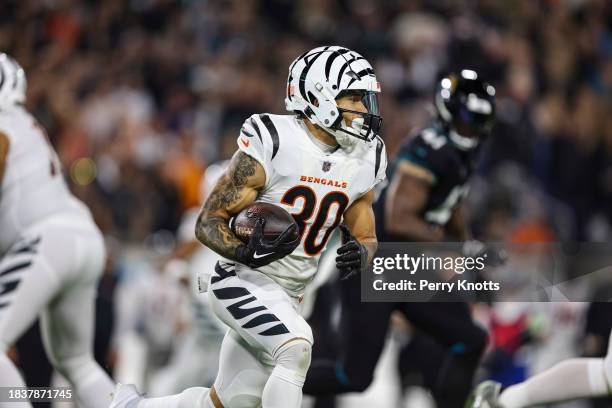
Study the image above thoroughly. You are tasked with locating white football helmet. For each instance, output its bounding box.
[0,53,27,108]
[285,46,382,148]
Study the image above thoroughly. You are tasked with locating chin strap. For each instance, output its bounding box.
[330,116,378,150]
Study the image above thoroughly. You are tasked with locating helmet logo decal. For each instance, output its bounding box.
[324,47,350,82]
[336,56,361,88]
[298,47,329,101]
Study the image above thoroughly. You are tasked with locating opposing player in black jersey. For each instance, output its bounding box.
[304,69,496,407]
[378,70,495,242]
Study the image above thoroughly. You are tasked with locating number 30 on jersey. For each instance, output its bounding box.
[281,186,349,255]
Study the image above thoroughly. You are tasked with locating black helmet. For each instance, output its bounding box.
[435,69,496,149]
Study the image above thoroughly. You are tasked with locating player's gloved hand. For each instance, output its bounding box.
[235,218,300,268]
[462,240,507,267]
[336,224,368,280]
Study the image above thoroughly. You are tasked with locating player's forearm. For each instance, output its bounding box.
[445,220,469,241]
[360,239,378,264]
[195,213,243,260]
[195,152,263,260]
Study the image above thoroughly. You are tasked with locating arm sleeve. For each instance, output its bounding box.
[236,114,273,187]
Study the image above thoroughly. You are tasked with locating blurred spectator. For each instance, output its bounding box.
[1,0,609,243]
[2,2,611,405]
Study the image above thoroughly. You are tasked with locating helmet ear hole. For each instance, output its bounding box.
[307,91,319,107]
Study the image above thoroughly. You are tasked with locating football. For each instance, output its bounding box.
[230,202,299,244]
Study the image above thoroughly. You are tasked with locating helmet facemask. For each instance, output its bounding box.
[330,89,383,148]
[448,105,495,150]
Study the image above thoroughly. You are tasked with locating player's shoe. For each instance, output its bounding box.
[464,380,502,408]
[109,383,142,408]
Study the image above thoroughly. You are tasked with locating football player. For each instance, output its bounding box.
[303,70,495,407]
[110,45,387,408]
[466,330,612,407]
[0,54,115,407]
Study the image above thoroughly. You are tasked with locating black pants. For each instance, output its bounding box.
[304,275,487,407]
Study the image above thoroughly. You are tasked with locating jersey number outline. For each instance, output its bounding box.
[281,186,349,256]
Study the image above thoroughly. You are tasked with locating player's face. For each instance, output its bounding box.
[454,121,479,138]
[336,92,368,126]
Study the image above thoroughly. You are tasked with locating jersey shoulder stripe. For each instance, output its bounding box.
[259,114,280,160]
[374,135,384,177]
[250,117,263,143]
[240,117,263,143]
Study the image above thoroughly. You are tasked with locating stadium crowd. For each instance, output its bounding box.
[1,0,612,406]
[2,0,611,243]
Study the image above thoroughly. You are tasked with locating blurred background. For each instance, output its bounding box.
[1,0,612,407]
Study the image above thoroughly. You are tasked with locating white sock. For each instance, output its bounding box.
[500,358,609,408]
[0,353,32,408]
[261,365,304,408]
[137,387,212,408]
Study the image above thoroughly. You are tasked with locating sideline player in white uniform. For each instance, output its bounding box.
[0,54,115,407]
[466,330,612,407]
[110,45,387,408]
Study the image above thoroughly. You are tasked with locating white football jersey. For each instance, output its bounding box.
[235,113,387,296]
[0,106,94,254]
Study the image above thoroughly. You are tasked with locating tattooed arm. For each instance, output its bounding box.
[195,151,266,259]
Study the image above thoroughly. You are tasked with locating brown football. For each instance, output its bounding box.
[230,202,299,244]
